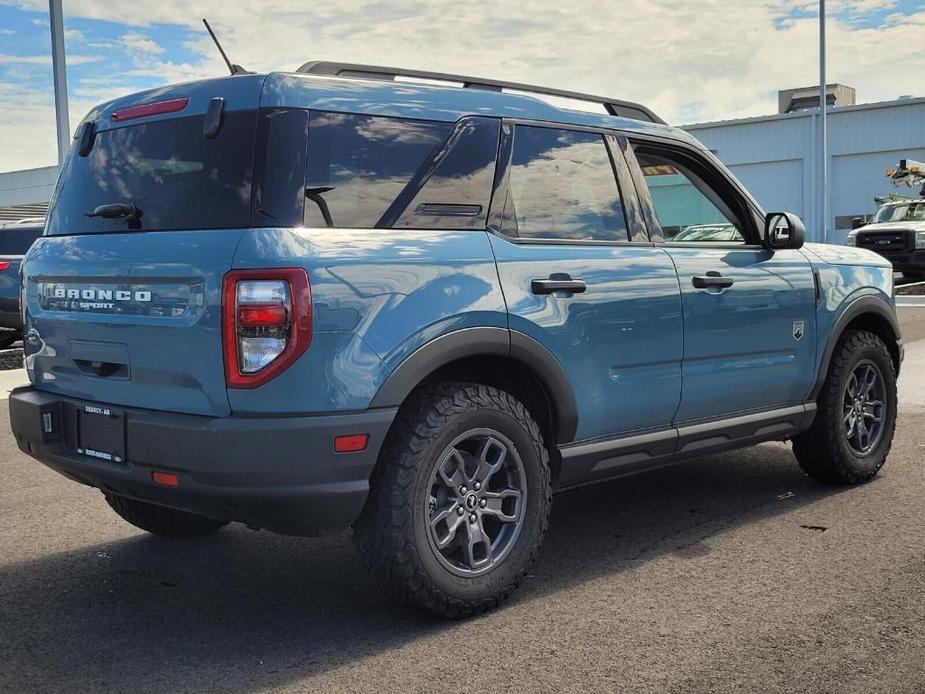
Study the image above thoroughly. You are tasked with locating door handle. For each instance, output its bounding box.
[531,276,587,295]
[692,273,734,290]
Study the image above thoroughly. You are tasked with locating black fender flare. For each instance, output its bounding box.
[809,295,902,400]
[369,327,579,443]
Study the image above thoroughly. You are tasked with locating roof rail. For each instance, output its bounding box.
[296,61,665,125]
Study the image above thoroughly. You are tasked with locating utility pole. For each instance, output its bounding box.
[49,0,70,166]
[819,0,828,244]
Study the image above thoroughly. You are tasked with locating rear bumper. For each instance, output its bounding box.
[8,386,396,536]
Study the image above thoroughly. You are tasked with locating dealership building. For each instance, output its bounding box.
[1,85,923,242]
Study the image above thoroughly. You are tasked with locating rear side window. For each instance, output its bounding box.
[304,112,451,228]
[502,125,628,242]
[46,111,257,235]
[0,225,43,255]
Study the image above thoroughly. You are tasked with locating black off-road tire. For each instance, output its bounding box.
[105,494,229,538]
[793,330,897,484]
[353,382,552,619]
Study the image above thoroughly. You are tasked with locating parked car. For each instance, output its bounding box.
[846,199,925,278]
[8,64,902,618]
[0,218,44,348]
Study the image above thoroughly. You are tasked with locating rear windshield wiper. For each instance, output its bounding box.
[85,202,143,230]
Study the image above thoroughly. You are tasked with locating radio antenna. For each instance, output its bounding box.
[202,18,249,75]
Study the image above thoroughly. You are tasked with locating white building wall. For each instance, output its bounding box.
[0,166,58,206]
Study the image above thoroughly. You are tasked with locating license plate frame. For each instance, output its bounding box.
[76,404,126,464]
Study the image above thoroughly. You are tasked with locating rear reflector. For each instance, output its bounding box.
[334,434,369,453]
[112,97,189,122]
[0,261,9,271]
[152,471,180,487]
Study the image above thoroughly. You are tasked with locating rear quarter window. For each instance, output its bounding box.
[304,112,451,229]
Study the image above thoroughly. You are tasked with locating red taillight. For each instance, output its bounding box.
[152,471,179,487]
[237,303,287,328]
[0,261,9,271]
[111,97,189,122]
[334,434,369,453]
[222,268,312,389]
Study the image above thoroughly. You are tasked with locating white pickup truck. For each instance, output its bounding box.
[846,160,925,278]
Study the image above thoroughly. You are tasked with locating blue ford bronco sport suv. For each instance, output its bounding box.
[9,62,903,617]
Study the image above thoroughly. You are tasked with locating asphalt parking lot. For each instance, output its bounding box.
[1,309,923,694]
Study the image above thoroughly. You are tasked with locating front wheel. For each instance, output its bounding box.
[793,330,897,484]
[354,383,552,618]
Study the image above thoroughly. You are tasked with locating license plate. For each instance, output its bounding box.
[76,404,125,464]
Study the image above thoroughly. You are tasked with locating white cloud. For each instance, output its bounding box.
[118,31,163,54]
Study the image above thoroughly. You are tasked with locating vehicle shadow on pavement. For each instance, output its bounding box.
[0,442,850,692]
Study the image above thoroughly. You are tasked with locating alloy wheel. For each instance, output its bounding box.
[843,359,886,456]
[424,428,527,577]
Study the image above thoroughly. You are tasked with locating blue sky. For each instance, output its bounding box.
[1,0,923,172]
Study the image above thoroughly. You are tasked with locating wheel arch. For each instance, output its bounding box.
[369,328,579,453]
[810,296,902,400]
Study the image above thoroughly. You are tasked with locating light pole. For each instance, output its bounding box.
[819,0,828,244]
[49,0,70,166]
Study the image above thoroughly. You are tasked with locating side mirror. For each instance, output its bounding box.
[851,217,866,230]
[764,212,805,250]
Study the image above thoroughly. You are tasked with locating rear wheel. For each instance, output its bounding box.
[793,330,897,484]
[104,494,229,538]
[354,382,551,618]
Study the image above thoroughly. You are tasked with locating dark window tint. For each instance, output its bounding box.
[503,126,628,242]
[304,112,451,228]
[253,108,308,227]
[632,146,746,243]
[392,117,499,230]
[0,225,43,255]
[46,111,256,235]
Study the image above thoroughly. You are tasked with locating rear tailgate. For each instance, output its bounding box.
[24,230,243,415]
[22,76,266,416]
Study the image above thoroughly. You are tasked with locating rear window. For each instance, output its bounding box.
[0,225,43,255]
[46,111,257,235]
